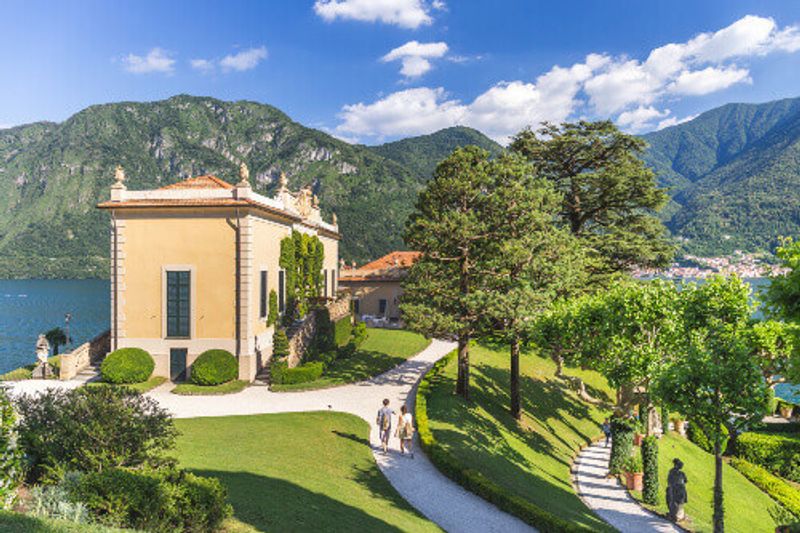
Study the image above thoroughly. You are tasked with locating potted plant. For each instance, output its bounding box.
[622,455,644,491]
[671,416,686,436]
[633,419,645,446]
[779,401,794,420]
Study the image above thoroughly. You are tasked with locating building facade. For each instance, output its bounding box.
[97,166,339,382]
[338,251,419,326]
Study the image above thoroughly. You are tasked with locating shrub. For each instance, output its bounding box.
[353,322,368,346]
[267,290,279,327]
[191,350,237,386]
[314,308,335,352]
[730,458,800,518]
[621,454,642,474]
[100,348,154,384]
[273,329,290,359]
[415,351,589,532]
[0,387,22,509]
[72,467,231,532]
[337,342,357,360]
[609,416,637,475]
[29,475,89,524]
[687,420,729,454]
[333,317,353,347]
[272,362,324,385]
[16,386,176,483]
[270,360,288,384]
[641,436,658,505]
[736,432,800,482]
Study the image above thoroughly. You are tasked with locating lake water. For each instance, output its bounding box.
[0,279,108,374]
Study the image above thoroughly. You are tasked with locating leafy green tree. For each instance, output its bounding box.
[267,290,279,327]
[402,146,495,399]
[475,153,587,418]
[509,121,673,280]
[655,276,770,533]
[746,319,799,387]
[45,327,68,355]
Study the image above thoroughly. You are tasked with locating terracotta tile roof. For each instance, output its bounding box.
[158,175,234,190]
[340,251,420,282]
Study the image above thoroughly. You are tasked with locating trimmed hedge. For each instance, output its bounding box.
[687,420,729,454]
[270,361,324,385]
[100,348,154,384]
[334,317,353,347]
[73,467,230,532]
[273,330,290,359]
[353,322,368,346]
[416,350,589,533]
[190,350,237,386]
[730,459,800,519]
[609,416,637,475]
[641,435,659,505]
[736,432,800,482]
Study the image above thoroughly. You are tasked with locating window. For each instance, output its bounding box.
[259,270,268,318]
[379,298,387,316]
[278,270,285,313]
[323,269,328,298]
[353,299,360,315]
[166,270,190,338]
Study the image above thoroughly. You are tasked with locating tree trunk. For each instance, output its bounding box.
[553,353,564,377]
[713,421,725,533]
[510,335,521,419]
[456,335,470,400]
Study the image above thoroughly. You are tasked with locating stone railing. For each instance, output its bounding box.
[59,330,111,380]
[286,294,352,367]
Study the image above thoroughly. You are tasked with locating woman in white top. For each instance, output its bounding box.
[396,404,415,458]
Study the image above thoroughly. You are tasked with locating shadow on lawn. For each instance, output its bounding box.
[192,470,405,532]
[326,350,405,383]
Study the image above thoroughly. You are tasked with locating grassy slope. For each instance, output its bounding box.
[425,343,615,531]
[175,412,439,532]
[172,380,248,396]
[272,329,430,392]
[631,433,781,532]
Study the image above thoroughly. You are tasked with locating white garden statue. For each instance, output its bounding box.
[32,334,52,379]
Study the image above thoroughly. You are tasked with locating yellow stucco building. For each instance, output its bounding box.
[97,166,340,382]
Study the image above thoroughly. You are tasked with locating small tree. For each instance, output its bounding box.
[655,276,770,533]
[641,435,659,505]
[272,329,290,359]
[402,146,495,399]
[765,237,800,322]
[45,327,68,355]
[267,290,279,327]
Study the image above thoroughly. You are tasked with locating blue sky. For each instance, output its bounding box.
[1,0,799,143]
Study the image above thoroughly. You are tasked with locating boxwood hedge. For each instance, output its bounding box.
[190,350,237,386]
[736,432,800,482]
[100,348,154,384]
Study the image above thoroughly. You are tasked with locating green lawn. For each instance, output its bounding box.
[0,511,128,532]
[630,433,782,532]
[271,329,430,392]
[172,380,248,395]
[87,376,167,393]
[0,356,61,381]
[425,343,615,531]
[175,412,439,532]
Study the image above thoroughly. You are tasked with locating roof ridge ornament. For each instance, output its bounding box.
[237,162,251,187]
[114,165,126,186]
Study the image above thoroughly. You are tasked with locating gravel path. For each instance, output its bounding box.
[574,441,681,533]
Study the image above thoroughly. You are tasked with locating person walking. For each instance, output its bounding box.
[396,404,415,458]
[376,398,394,453]
[602,418,612,447]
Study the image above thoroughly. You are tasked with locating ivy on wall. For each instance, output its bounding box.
[279,231,325,323]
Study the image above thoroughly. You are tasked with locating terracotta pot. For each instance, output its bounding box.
[625,471,644,491]
[780,405,794,419]
[634,433,644,446]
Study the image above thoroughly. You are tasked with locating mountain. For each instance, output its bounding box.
[371,126,502,178]
[0,95,499,278]
[642,97,800,256]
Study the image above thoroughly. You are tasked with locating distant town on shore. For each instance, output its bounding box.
[633,251,789,280]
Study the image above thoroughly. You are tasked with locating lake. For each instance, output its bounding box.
[0,279,108,375]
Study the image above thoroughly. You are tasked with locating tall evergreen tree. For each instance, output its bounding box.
[402,146,494,399]
[510,121,673,280]
[476,153,587,418]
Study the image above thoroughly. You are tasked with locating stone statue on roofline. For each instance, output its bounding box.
[32,333,53,379]
[238,162,250,186]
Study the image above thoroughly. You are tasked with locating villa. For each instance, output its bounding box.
[97,165,340,382]
[339,251,419,326]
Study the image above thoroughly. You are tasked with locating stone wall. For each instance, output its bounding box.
[287,294,351,367]
[59,330,111,380]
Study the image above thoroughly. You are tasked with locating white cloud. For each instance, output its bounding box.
[669,66,751,96]
[617,106,670,132]
[219,47,268,72]
[314,0,436,29]
[122,48,175,74]
[335,15,800,142]
[190,58,215,73]
[656,113,699,131]
[382,41,448,78]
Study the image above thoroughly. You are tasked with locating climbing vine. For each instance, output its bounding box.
[279,231,325,322]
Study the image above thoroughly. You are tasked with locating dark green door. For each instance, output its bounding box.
[170,348,187,381]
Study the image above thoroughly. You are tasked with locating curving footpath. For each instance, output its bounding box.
[574,441,681,533]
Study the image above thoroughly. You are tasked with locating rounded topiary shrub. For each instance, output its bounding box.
[190,350,237,386]
[101,348,154,384]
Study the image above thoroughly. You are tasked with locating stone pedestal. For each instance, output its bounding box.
[32,362,53,379]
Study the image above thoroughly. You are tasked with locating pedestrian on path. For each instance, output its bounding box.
[602,418,611,447]
[376,398,394,453]
[396,404,415,458]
